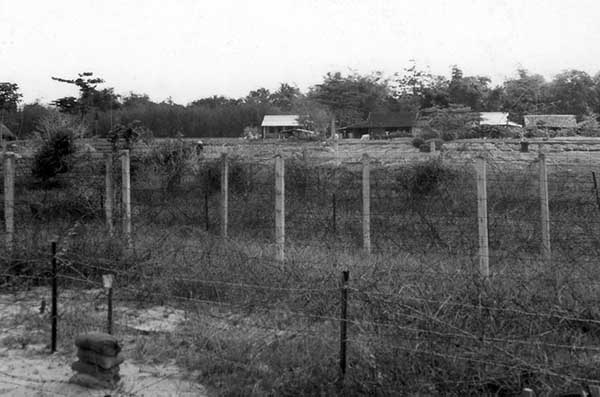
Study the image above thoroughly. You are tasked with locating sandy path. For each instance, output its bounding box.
[0,289,208,397]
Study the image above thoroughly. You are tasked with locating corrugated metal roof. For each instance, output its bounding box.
[524,115,577,129]
[261,115,300,127]
[480,112,508,125]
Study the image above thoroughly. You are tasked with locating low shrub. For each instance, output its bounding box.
[139,139,200,191]
[396,158,458,196]
[31,128,76,187]
[441,130,457,141]
[420,127,439,141]
[412,137,425,149]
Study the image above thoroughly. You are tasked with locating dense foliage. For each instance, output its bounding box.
[31,128,76,184]
[3,65,600,138]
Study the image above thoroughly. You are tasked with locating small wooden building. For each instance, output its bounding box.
[524,115,577,130]
[341,112,416,139]
[261,115,300,138]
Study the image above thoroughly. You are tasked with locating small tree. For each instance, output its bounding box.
[106,120,152,151]
[32,128,76,186]
[0,83,22,114]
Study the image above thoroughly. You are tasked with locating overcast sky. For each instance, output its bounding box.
[2,0,600,104]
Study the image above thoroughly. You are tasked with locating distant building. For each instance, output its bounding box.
[524,115,577,130]
[261,115,300,138]
[479,112,522,127]
[341,111,416,139]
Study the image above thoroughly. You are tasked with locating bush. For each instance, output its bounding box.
[408,159,457,196]
[140,139,200,191]
[106,120,151,151]
[420,127,439,141]
[412,137,425,149]
[31,128,76,186]
[441,130,457,141]
[418,139,444,152]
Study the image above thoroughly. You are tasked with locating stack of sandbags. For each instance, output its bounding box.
[69,332,123,389]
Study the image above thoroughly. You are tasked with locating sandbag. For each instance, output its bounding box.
[77,348,125,370]
[75,332,121,356]
[69,372,118,389]
[71,360,120,382]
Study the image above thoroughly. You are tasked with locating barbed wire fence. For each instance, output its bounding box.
[3,141,600,395]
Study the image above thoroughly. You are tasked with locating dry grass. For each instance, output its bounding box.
[4,149,600,395]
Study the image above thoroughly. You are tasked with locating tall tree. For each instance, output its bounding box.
[502,69,548,122]
[0,82,22,113]
[269,83,301,112]
[546,69,597,118]
[245,88,271,105]
[51,72,120,117]
[392,62,450,110]
[309,71,391,126]
[448,66,491,111]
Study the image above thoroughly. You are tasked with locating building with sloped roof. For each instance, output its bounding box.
[524,115,577,130]
[479,112,522,127]
[261,115,301,138]
[341,111,416,138]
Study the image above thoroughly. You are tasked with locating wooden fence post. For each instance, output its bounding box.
[105,153,114,235]
[362,154,371,254]
[121,150,132,249]
[476,157,489,279]
[275,155,285,261]
[3,152,15,252]
[539,152,551,264]
[220,153,229,238]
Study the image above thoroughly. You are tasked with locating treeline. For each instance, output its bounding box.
[1,64,600,138]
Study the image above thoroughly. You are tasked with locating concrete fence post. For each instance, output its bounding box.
[220,153,229,239]
[120,150,132,249]
[476,157,490,279]
[539,152,551,264]
[105,153,114,235]
[362,154,371,254]
[3,152,15,252]
[275,155,285,261]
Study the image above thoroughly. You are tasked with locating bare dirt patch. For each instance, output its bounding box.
[0,289,207,397]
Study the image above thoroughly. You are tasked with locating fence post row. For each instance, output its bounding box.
[220,153,229,239]
[105,153,114,235]
[476,157,490,279]
[362,154,371,254]
[3,152,15,252]
[121,150,132,249]
[275,155,285,261]
[538,152,551,265]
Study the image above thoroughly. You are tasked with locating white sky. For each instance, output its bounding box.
[2,0,600,104]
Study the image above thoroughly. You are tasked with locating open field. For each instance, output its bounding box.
[3,138,600,395]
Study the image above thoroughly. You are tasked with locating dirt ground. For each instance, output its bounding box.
[0,289,208,397]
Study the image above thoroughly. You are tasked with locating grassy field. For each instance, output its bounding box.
[3,138,600,395]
